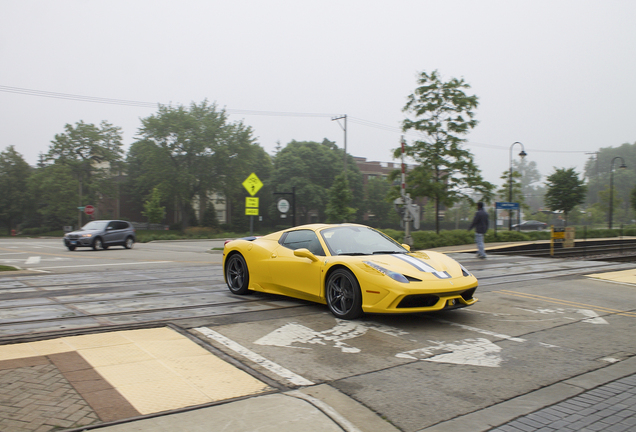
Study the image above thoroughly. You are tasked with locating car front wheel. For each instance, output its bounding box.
[67,245,76,251]
[226,254,250,295]
[326,268,363,320]
[92,238,104,251]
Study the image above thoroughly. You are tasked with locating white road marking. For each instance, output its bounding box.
[34,261,172,270]
[435,319,526,343]
[194,326,314,387]
[254,320,409,353]
[255,321,364,353]
[516,307,609,325]
[577,309,609,325]
[396,338,504,367]
[25,256,41,265]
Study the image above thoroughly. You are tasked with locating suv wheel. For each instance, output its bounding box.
[92,238,104,251]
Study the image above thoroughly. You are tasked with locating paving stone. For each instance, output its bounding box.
[0,359,99,432]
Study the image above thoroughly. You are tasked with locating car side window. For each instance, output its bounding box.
[281,230,324,256]
[115,221,129,230]
[107,222,116,230]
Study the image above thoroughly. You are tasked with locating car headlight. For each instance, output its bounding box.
[81,234,93,238]
[364,261,409,283]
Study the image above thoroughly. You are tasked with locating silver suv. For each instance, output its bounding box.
[64,220,136,251]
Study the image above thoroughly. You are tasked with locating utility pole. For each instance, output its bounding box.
[331,115,347,179]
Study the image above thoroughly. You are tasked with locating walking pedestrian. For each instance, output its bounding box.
[468,202,489,259]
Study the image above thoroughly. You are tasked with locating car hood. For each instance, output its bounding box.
[66,229,101,236]
[358,251,463,279]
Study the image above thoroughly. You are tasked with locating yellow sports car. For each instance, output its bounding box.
[223,224,478,320]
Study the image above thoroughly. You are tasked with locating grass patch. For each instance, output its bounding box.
[0,265,18,272]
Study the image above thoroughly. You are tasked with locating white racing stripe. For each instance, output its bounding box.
[195,326,315,387]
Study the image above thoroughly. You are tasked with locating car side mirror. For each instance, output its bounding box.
[294,248,319,262]
[107,226,113,230]
[401,244,411,252]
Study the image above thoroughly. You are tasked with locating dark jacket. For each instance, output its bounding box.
[469,209,489,234]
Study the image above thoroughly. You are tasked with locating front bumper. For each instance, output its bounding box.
[64,237,93,247]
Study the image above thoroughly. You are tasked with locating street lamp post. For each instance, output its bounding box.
[609,156,627,230]
[509,142,527,230]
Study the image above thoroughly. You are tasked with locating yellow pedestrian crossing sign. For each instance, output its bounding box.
[242,173,263,196]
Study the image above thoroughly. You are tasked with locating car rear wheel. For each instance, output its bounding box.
[226,254,250,295]
[326,268,363,320]
[124,237,134,249]
[92,238,104,251]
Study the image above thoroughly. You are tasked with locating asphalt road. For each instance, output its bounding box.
[1,237,636,431]
[0,237,225,273]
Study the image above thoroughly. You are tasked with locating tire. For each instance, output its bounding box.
[67,245,76,251]
[124,237,134,249]
[92,237,104,251]
[225,254,250,295]
[326,268,363,320]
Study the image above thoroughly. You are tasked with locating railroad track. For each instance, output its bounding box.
[1,256,633,343]
[491,239,636,261]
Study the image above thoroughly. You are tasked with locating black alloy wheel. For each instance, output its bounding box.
[326,268,363,320]
[226,254,250,295]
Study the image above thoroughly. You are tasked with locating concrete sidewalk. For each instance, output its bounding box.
[2,325,636,432]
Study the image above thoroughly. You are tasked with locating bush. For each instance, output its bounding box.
[21,227,55,235]
[487,230,529,242]
[184,226,220,237]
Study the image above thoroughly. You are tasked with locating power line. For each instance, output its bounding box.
[0,85,594,154]
[0,85,335,118]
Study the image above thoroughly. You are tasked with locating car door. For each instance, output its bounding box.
[268,230,325,300]
[104,221,125,245]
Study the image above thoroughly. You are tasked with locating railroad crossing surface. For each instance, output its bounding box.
[1,238,636,431]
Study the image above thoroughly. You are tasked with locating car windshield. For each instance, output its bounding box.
[81,221,108,230]
[320,226,407,256]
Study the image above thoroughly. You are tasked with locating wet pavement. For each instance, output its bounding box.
[1,240,636,431]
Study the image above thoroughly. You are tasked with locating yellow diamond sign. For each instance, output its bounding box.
[242,173,263,196]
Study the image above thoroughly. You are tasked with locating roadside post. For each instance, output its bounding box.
[551,226,565,256]
[395,136,420,246]
[273,187,296,227]
[564,227,575,249]
[242,173,263,236]
[495,202,520,237]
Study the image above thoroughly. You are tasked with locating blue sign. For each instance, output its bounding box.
[496,202,520,210]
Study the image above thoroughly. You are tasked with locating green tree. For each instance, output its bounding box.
[271,139,363,224]
[326,174,356,223]
[364,176,399,228]
[395,70,494,233]
[0,146,32,234]
[142,187,165,226]
[29,163,78,227]
[45,120,124,224]
[129,101,270,229]
[544,168,587,225]
[584,142,636,213]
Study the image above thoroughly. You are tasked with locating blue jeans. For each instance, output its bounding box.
[475,233,486,258]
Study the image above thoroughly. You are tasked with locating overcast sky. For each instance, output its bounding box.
[2,0,635,186]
